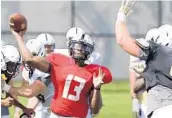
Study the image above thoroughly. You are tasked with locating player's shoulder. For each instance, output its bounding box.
[84,64,112,83]
[84,64,109,72]
[46,52,74,66]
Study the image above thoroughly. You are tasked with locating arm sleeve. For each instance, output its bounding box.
[135,40,158,61]
[101,66,112,84]
[46,53,73,67]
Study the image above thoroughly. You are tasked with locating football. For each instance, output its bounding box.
[8,13,27,32]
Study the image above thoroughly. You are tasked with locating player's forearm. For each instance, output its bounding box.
[134,78,146,94]
[9,80,46,98]
[16,37,33,63]
[115,21,140,57]
[9,87,39,98]
[7,93,26,110]
[16,37,49,72]
[90,89,102,114]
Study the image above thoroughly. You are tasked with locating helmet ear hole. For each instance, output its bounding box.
[166,43,169,46]
[151,37,154,41]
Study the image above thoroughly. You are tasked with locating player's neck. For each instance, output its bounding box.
[75,61,85,67]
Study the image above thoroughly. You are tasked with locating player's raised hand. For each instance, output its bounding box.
[117,0,137,22]
[93,68,105,89]
[119,0,137,16]
[11,29,26,41]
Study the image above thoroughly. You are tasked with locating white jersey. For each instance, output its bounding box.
[22,68,54,107]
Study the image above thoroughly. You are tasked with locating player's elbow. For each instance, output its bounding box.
[91,107,100,115]
[116,37,125,48]
[134,78,146,94]
[24,56,34,65]
[90,103,102,114]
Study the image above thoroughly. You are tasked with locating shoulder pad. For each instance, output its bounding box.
[135,38,150,49]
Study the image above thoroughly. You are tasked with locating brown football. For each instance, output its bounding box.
[8,13,27,31]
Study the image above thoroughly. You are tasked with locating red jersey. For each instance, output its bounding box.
[46,53,112,118]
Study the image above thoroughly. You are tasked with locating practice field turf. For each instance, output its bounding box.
[9,80,132,118]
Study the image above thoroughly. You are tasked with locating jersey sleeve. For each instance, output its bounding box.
[46,53,74,67]
[85,64,112,84]
[100,66,112,84]
[136,40,159,61]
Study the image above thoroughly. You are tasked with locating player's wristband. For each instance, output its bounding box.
[94,87,101,90]
[3,84,11,93]
[117,12,127,22]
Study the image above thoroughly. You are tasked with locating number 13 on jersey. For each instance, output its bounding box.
[62,74,86,101]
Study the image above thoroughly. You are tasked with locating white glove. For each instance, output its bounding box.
[93,68,105,89]
[117,0,137,21]
[129,61,146,74]
[1,79,11,93]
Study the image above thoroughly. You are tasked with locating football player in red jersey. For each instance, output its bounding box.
[10,27,112,118]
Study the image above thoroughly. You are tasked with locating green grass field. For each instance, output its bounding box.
[9,80,132,118]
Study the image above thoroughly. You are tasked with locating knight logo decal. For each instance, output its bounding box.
[170,66,172,77]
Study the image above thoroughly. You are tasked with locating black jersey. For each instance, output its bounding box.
[139,41,172,91]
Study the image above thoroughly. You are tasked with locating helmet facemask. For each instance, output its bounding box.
[68,41,94,65]
[1,45,22,78]
[44,44,55,55]
[5,61,21,78]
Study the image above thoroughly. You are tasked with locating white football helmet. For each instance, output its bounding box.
[145,28,160,43]
[158,24,172,39]
[66,27,85,40]
[1,45,22,77]
[26,38,45,57]
[157,24,172,48]
[68,33,95,61]
[36,33,55,55]
[1,51,6,71]
[36,33,55,47]
[158,37,172,48]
